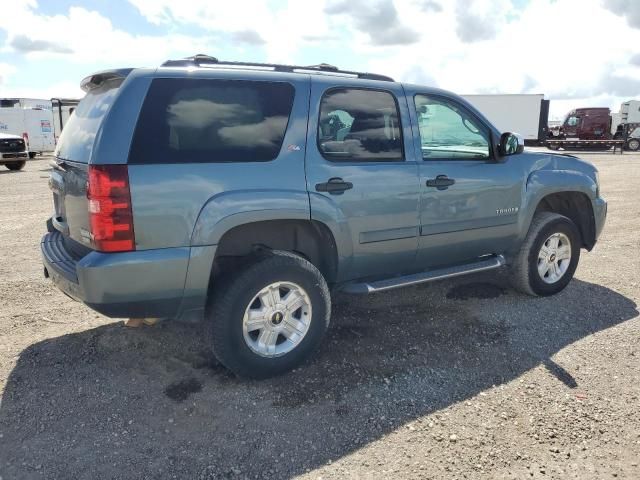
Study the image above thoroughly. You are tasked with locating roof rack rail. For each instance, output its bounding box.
[161,55,394,82]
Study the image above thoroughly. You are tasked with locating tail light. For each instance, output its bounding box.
[22,132,29,148]
[87,165,135,252]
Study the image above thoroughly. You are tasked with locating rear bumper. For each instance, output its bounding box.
[0,152,28,160]
[42,230,194,318]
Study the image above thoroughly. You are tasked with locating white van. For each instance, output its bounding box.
[0,107,56,157]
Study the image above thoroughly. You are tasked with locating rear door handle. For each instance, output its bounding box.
[426,175,455,190]
[315,177,353,195]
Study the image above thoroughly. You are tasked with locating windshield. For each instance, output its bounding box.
[55,78,122,163]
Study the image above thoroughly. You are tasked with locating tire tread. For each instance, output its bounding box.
[207,250,330,379]
[511,211,574,296]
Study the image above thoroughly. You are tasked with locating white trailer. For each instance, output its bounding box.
[0,98,53,110]
[610,100,640,150]
[0,107,56,157]
[620,100,640,124]
[461,94,550,145]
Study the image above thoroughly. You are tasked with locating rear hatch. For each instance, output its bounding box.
[49,72,127,255]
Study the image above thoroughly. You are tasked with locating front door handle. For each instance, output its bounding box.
[426,175,455,190]
[315,177,353,195]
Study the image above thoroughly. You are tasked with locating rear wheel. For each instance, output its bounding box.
[627,138,640,151]
[511,212,581,296]
[5,161,26,171]
[207,250,331,379]
[28,152,37,159]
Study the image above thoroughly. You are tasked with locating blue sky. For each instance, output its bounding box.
[1,0,639,118]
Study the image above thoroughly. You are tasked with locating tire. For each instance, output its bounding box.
[627,138,640,151]
[28,152,37,159]
[511,212,581,296]
[5,161,26,171]
[207,250,331,379]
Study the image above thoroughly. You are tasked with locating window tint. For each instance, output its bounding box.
[414,95,490,160]
[318,88,403,162]
[129,78,295,164]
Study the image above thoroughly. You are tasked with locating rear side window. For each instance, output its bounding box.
[55,77,122,163]
[318,88,403,162]
[129,78,295,164]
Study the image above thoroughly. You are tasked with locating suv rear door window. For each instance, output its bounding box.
[129,78,295,164]
[318,88,403,162]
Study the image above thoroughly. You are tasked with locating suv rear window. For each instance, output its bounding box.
[55,77,122,163]
[129,78,295,164]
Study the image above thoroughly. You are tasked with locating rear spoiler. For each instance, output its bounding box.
[80,68,133,92]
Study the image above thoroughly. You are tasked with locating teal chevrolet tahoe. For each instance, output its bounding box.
[42,55,607,378]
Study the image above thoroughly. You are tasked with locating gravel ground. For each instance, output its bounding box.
[0,150,639,479]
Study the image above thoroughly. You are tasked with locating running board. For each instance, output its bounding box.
[341,255,506,294]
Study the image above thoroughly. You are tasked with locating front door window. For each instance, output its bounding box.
[414,95,490,160]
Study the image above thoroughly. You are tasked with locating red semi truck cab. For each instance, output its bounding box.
[560,107,612,140]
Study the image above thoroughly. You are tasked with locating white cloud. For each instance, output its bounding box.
[0,1,213,66]
[1,0,638,119]
[127,0,331,62]
[0,63,17,86]
[360,0,640,117]
[324,0,420,46]
[455,0,512,43]
[602,0,640,28]
[0,81,84,100]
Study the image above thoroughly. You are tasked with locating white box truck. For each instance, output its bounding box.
[0,107,56,157]
[0,97,80,145]
[461,94,550,145]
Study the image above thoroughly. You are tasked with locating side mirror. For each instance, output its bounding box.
[499,132,524,156]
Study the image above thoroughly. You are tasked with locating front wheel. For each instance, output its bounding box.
[627,138,640,151]
[5,161,26,171]
[511,212,581,296]
[208,251,331,379]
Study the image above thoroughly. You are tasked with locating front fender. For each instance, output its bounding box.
[518,168,597,242]
[190,189,310,246]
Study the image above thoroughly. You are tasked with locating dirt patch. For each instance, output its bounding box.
[1,155,639,479]
[446,282,506,300]
[164,377,203,401]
